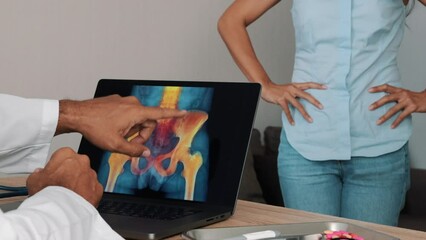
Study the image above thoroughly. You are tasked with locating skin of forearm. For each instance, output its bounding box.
[218,15,272,86]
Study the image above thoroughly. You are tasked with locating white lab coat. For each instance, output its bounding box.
[0,94,123,240]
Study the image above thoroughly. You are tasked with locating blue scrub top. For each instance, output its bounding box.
[283,0,412,160]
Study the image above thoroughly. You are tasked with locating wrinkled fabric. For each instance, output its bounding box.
[283,0,412,160]
[0,94,123,239]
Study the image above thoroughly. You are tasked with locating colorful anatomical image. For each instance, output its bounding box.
[97,85,213,201]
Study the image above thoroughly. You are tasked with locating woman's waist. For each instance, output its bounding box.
[292,61,401,89]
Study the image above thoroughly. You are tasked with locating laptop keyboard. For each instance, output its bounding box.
[98,199,201,220]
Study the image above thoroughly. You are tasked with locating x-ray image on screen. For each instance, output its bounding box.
[97,85,214,202]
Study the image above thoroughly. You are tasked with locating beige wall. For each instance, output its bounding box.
[1,1,425,168]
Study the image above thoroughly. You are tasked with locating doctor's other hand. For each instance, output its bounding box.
[26,147,103,207]
[369,84,426,128]
[262,82,326,125]
[56,95,187,157]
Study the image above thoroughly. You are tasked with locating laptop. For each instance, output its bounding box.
[77,79,261,239]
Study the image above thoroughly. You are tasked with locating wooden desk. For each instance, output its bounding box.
[1,176,425,240]
[166,200,426,240]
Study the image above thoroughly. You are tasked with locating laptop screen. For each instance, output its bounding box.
[78,79,260,206]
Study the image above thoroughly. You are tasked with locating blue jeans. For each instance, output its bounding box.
[277,129,410,226]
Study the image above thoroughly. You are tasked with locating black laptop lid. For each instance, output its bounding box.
[78,79,260,208]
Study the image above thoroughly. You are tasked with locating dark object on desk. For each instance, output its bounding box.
[239,127,426,232]
[0,201,23,212]
[0,185,28,198]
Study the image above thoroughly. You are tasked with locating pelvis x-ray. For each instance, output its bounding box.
[98,85,213,202]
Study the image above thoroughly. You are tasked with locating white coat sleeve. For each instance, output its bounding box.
[0,186,123,240]
[0,94,124,239]
[0,94,58,173]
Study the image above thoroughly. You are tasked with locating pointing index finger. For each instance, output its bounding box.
[141,107,187,120]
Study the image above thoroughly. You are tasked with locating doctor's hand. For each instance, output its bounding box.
[369,84,426,128]
[262,82,326,125]
[56,95,186,157]
[26,147,103,207]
